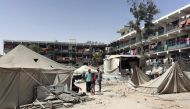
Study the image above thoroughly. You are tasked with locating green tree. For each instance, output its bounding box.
[92,52,102,66]
[127,0,159,71]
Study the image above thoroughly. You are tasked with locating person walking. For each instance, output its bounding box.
[85,69,92,92]
[97,68,102,92]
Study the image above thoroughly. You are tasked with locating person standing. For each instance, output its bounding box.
[91,73,96,95]
[97,68,102,92]
[85,69,92,92]
[72,78,82,93]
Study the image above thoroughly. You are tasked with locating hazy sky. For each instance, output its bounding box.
[0,0,190,54]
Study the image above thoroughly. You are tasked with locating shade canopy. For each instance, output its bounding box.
[74,65,97,75]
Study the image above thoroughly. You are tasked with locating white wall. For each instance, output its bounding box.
[0,40,3,55]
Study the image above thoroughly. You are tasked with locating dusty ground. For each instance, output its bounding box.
[61,81,190,109]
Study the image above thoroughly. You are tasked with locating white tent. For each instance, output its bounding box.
[74,65,97,75]
[0,45,75,108]
[139,62,190,94]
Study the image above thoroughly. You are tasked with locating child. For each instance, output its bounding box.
[91,73,96,95]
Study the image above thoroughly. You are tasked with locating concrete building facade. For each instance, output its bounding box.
[3,40,106,66]
[107,4,190,60]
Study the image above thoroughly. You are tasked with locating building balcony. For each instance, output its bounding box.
[149,43,190,55]
[111,38,190,55]
[83,52,92,55]
[117,44,129,50]
[116,28,181,51]
[167,43,189,51]
[60,50,69,53]
[166,25,179,33]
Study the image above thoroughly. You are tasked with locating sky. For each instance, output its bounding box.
[0,0,190,54]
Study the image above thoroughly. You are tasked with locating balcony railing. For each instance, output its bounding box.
[116,27,180,52]
[166,25,179,33]
[130,40,136,45]
[149,43,190,54]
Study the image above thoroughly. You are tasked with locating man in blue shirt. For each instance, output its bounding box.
[85,69,92,92]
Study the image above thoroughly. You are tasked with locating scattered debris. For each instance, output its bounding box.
[96,101,103,104]
[20,85,94,109]
[144,98,147,101]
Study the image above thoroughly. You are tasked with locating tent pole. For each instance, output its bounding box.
[119,57,121,72]
[21,68,69,108]
[17,70,20,109]
[70,72,74,91]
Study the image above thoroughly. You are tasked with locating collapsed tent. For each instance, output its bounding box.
[131,66,150,86]
[139,61,190,94]
[0,45,75,108]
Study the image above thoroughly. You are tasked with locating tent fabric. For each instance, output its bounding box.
[0,45,75,71]
[157,62,190,94]
[107,55,140,60]
[178,58,190,80]
[0,69,19,108]
[131,66,150,86]
[74,65,97,75]
[54,73,72,90]
[0,45,75,108]
[139,62,190,94]
[0,68,56,108]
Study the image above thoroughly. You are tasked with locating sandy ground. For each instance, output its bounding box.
[60,81,190,109]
